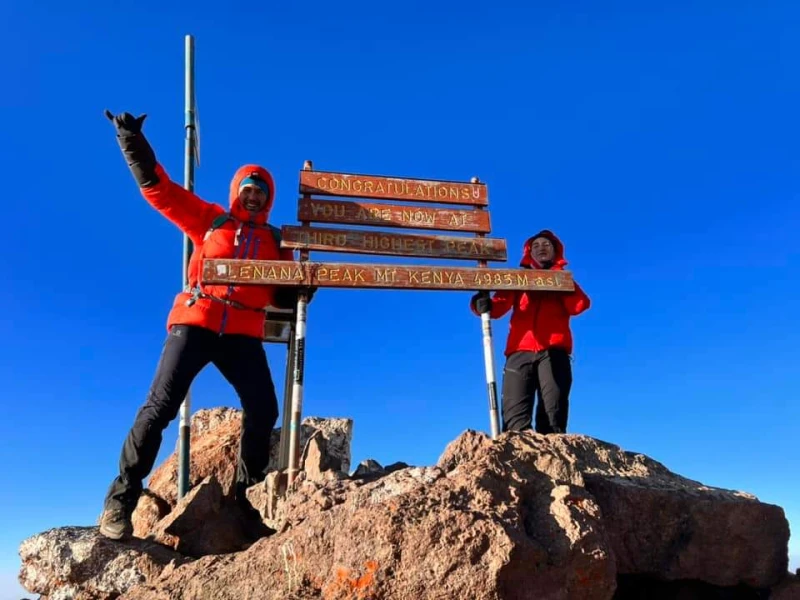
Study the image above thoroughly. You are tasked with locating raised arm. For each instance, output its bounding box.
[105,110,221,244]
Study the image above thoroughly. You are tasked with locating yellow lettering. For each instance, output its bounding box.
[364,181,374,193]
[460,188,470,200]
[353,180,363,192]
[317,177,328,189]
[433,271,443,284]
[420,271,432,284]
[253,265,264,279]
[414,184,425,197]
[317,268,328,281]
[280,267,293,280]
[375,182,385,194]
[267,267,278,279]
[375,268,396,283]
[535,277,545,286]
[355,269,366,282]
[238,265,252,279]
[330,269,340,281]
[342,269,353,282]
[340,178,351,191]
[408,271,420,283]
[293,268,304,281]
[356,207,369,221]
[546,276,554,286]
[310,202,324,217]
[329,178,339,191]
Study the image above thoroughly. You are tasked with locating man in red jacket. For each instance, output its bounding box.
[99,111,306,540]
[471,230,590,435]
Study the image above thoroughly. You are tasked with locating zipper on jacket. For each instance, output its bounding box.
[219,225,254,335]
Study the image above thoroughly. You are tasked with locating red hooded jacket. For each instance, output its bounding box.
[474,230,590,356]
[141,163,293,338]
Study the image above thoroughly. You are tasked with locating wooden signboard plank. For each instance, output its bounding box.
[299,170,489,207]
[202,259,575,292]
[297,198,492,233]
[280,226,508,262]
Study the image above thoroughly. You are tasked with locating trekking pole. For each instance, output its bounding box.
[472,176,501,439]
[286,159,314,486]
[178,34,196,499]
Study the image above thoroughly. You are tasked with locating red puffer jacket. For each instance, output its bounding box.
[474,230,590,356]
[141,163,294,338]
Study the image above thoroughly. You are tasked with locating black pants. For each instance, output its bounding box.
[501,349,572,434]
[104,324,279,510]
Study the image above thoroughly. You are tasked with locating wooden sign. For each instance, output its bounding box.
[299,170,488,207]
[280,226,507,261]
[202,259,574,292]
[298,198,491,233]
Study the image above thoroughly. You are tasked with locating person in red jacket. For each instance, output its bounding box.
[471,230,590,435]
[99,111,306,540]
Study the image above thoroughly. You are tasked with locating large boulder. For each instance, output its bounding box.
[18,427,792,600]
[132,408,352,535]
[18,526,189,600]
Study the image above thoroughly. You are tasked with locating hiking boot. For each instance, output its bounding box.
[98,506,133,540]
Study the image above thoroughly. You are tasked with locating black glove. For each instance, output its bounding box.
[104,109,160,187]
[471,291,492,314]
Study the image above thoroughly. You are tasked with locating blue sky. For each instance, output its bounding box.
[1,1,798,597]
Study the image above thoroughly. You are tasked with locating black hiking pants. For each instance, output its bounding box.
[501,348,572,434]
[104,324,279,510]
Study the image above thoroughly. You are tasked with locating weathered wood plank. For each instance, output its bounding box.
[299,170,488,206]
[280,226,507,261]
[202,259,575,292]
[297,198,492,233]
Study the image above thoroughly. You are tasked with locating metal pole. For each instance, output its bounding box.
[287,159,314,486]
[178,34,196,499]
[278,328,296,471]
[472,176,501,439]
[287,293,308,485]
[481,309,501,438]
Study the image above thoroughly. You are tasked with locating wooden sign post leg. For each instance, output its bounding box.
[472,176,502,440]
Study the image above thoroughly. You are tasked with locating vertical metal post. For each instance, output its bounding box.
[472,176,501,439]
[287,159,313,486]
[178,34,196,499]
[278,327,296,471]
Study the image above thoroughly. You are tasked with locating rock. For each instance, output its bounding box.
[117,433,619,600]
[18,526,188,600]
[145,408,352,508]
[19,427,792,600]
[301,431,342,483]
[771,573,800,600]
[385,461,412,473]
[352,458,386,479]
[149,475,259,557]
[131,490,170,540]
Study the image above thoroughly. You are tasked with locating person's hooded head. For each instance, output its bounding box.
[519,229,567,270]
[228,164,275,224]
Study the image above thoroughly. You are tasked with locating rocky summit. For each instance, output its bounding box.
[17,408,798,600]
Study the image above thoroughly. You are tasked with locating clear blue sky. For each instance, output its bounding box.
[2,1,798,598]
